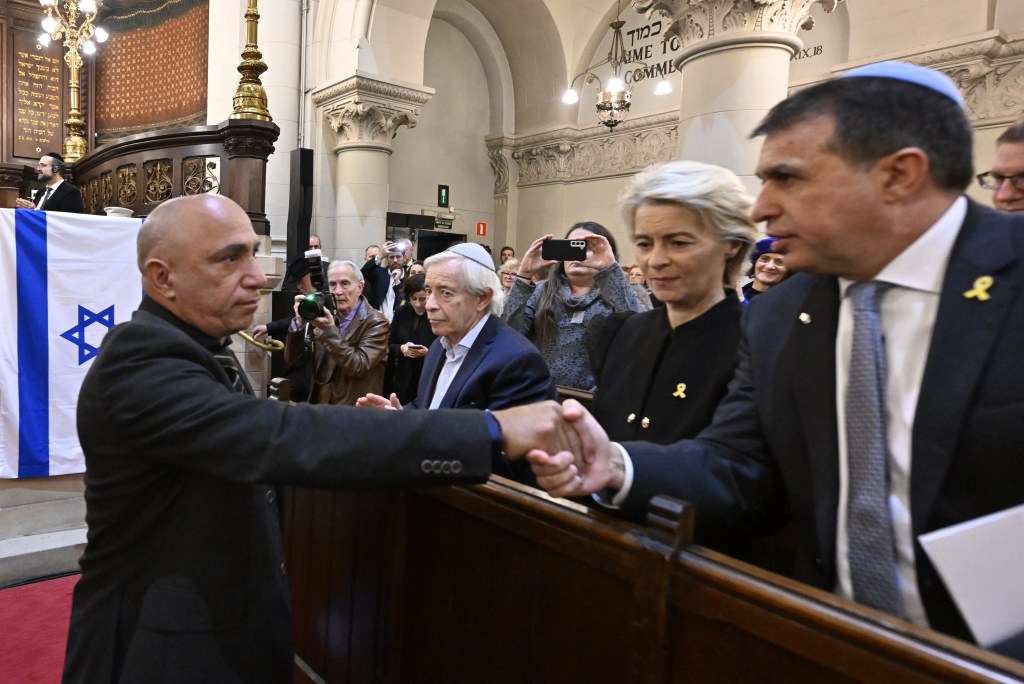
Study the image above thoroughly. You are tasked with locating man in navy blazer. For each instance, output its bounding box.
[15,152,85,213]
[528,62,1024,650]
[358,242,556,482]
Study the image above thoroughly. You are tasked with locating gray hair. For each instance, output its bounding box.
[497,258,521,276]
[619,160,758,289]
[328,259,363,284]
[423,251,504,316]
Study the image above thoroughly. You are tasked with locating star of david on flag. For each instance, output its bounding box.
[61,305,116,364]
[0,209,143,478]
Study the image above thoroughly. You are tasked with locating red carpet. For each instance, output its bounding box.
[0,574,78,683]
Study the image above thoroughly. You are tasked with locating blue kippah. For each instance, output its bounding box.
[840,61,964,109]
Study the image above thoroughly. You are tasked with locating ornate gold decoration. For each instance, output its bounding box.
[88,177,99,213]
[230,0,271,121]
[144,159,173,204]
[183,157,220,195]
[39,0,108,162]
[117,164,137,205]
[100,172,113,208]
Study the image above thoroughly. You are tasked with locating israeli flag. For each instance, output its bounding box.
[0,209,143,478]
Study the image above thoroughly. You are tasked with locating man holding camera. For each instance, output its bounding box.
[14,152,85,213]
[284,259,389,405]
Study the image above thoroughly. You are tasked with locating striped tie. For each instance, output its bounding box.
[214,351,254,395]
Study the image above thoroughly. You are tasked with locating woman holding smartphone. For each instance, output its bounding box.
[383,274,437,403]
[502,222,650,391]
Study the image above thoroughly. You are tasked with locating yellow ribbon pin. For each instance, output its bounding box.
[672,383,687,399]
[964,276,994,301]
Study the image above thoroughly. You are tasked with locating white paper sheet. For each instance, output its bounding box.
[919,503,1024,648]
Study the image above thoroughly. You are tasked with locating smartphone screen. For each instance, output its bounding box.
[541,239,587,261]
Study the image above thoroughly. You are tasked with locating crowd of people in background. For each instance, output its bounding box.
[253,103,1024,417]
[58,60,1024,681]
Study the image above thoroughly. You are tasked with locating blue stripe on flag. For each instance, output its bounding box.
[16,209,49,477]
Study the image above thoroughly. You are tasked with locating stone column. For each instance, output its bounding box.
[635,0,844,190]
[486,138,517,255]
[311,76,433,261]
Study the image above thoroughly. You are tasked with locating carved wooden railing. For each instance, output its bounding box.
[283,482,1024,683]
[0,118,279,235]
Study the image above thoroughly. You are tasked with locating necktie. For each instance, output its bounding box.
[214,351,254,395]
[39,187,53,209]
[845,281,902,616]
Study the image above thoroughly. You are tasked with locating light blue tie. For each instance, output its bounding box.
[845,281,902,617]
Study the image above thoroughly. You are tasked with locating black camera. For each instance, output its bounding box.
[297,250,335,320]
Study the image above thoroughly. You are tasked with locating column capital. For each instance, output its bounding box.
[635,0,844,66]
[312,75,434,154]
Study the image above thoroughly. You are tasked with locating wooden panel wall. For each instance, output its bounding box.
[283,482,1024,683]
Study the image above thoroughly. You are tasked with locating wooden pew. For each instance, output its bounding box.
[283,481,1024,683]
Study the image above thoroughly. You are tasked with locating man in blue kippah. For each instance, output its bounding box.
[528,61,1024,652]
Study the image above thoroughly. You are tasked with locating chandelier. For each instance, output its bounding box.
[561,3,672,129]
[37,0,109,162]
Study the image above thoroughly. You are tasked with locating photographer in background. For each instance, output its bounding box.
[250,255,318,401]
[285,259,389,405]
[15,152,85,213]
[361,240,406,311]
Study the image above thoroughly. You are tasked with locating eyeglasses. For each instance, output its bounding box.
[977,171,1024,192]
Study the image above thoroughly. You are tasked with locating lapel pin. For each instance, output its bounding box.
[964,275,994,301]
[672,383,687,399]
[798,312,812,324]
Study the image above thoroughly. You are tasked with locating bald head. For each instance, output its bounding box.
[138,195,249,272]
[138,195,266,341]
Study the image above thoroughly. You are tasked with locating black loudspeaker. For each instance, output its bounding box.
[416,230,466,261]
[286,148,314,263]
[407,214,435,231]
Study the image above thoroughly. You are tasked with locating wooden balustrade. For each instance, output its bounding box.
[283,481,1024,683]
[0,118,279,235]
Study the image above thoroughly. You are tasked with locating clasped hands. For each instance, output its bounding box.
[353,395,625,499]
[495,399,626,499]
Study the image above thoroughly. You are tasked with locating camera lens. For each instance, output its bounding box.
[297,293,324,320]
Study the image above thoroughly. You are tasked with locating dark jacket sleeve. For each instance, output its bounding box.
[361,258,390,310]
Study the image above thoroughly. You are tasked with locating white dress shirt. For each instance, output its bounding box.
[428,314,490,409]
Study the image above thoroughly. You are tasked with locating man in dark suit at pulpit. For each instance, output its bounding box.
[14,152,85,214]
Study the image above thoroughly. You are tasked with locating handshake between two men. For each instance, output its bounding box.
[495,399,619,498]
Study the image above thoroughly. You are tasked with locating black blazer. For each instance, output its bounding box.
[620,200,1024,643]
[63,298,493,683]
[34,181,85,213]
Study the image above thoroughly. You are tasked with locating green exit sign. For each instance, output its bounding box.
[438,184,450,208]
